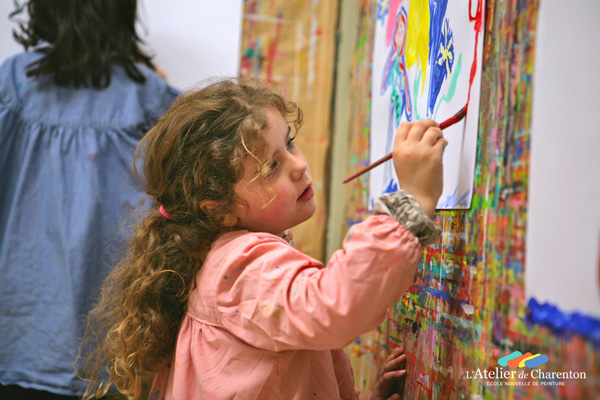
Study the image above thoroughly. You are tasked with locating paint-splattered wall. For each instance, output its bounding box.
[341,0,599,398]
[239,0,338,261]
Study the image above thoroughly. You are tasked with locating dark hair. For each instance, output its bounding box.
[11,0,154,88]
[81,79,303,399]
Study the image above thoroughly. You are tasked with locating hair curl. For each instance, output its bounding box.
[11,0,154,88]
[80,78,302,399]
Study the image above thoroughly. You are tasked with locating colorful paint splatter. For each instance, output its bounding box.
[344,0,599,398]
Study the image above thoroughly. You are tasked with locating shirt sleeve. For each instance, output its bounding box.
[213,214,422,351]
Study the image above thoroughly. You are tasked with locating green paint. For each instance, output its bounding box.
[433,53,463,120]
[356,32,368,52]
[439,312,475,330]
[412,70,423,121]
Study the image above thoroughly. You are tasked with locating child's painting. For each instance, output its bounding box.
[369,0,485,209]
[348,0,599,398]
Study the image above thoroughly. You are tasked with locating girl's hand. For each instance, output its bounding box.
[392,120,447,218]
[369,347,407,400]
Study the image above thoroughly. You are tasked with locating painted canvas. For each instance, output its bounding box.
[345,0,599,398]
[369,0,485,209]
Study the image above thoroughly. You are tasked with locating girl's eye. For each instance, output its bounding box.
[286,136,296,150]
[268,160,279,175]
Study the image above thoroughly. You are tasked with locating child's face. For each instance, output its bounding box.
[233,107,316,235]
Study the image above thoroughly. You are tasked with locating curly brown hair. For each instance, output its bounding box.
[80,78,302,399]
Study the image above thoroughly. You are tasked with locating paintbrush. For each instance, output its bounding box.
[342,105,467,184]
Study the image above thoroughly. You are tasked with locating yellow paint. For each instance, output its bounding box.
[519,353,540,368]
[438,21,454,75]
[405,0,430,93]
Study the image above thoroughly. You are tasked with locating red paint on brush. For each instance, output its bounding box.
[343,105,467,184]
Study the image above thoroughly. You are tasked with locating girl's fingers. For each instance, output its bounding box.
[392,347,404,355]
[423,127,444,146]
[382,369,407,381]
[385,347,404,362]
[434,138,449,156]
[406,120,438,142]
[394,122,412,142]
[383,354,407,372]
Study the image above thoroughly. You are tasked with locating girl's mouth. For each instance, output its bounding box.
[297,185,314,202]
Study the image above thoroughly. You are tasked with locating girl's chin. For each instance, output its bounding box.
[299,202,317,223]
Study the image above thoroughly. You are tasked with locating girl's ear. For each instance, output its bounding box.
[200,200,239,227]
[233,201,248,220]
[222,213,239,227]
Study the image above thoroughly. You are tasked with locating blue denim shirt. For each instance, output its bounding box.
[0,51,179,396]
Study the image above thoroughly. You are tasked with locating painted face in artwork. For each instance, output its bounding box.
[394,13,407,56]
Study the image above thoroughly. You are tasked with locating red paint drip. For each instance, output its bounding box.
[466,0,484,111]
[266,12,284,83]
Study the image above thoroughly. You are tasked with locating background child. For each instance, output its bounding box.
[82,79,446,400]
[0,1,178,398]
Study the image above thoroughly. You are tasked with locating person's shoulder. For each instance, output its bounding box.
[135,63,179,97]
[0,51,42,103]
[201,231,292,277]
[0,51,45,79]
[122,63,179,115]
[0,51,38,68]
[212,230,289,254]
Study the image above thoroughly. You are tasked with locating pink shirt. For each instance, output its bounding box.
[150,214,421,399]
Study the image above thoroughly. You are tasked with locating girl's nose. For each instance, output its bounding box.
[290,153,308,180]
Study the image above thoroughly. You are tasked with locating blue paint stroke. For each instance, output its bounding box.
[438,187,471,208]
[376,0,389,25]
[427,0,452,116]
[433,53,462,121]
[413,285,451,302]
[383,179,398,193]
[527,298,600,346]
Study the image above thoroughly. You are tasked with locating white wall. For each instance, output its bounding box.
[0,2,23,61]
[0,0,243,90]
[526,0,600,317]
[137,0,242,90]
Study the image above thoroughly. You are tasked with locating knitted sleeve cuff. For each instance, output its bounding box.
[373,190,442,246]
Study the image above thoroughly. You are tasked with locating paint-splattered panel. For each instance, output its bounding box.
[239,0,338,261]
[344,0,599,398]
